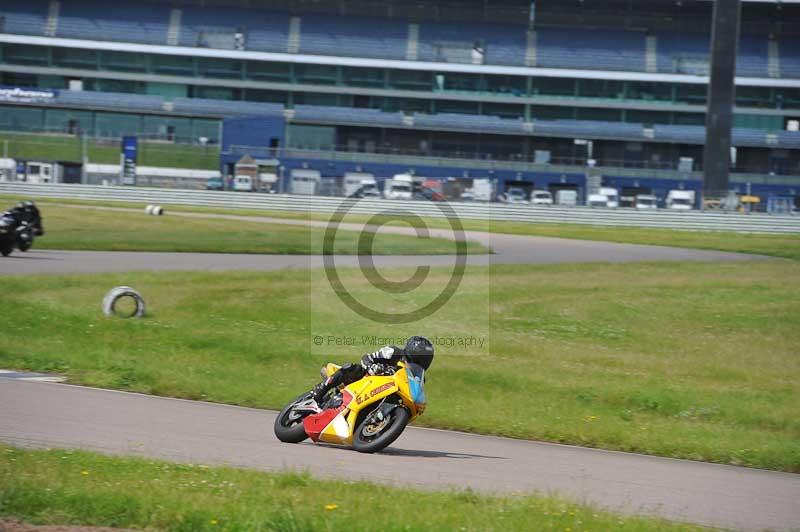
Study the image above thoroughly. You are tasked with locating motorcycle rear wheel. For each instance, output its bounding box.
[353,406,409,453]
[274,393,312,443]
[0,244,12,257]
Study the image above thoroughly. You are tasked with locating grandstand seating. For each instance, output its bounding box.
[57,0,171,45]
[537,28,646,72]
[0,1,786,78]
[417,20,526,66]
[0,0,49,37]
[179,6,289,52]
[298,14,407,60]
[656,32,711,75]
[779,37,800,78]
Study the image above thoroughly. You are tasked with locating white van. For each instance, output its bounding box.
[291,169,322,196]
[233,175,255,192]
[383,173,413,200]
[635,194,658,210]
[666,190,695,210]
[530,189,554,205]
[344,172,376,197]
[598,187,619,208]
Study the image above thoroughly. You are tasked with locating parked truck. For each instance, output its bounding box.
[291,169,322,196]
[666,189,695,210]
[598,187,619,208]
[343,172,376,197]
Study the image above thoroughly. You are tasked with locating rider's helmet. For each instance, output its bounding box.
[404,336,434,370]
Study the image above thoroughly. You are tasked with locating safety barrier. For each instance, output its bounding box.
[1,182,799,234]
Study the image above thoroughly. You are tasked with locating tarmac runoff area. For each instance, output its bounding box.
[1,379,799,532]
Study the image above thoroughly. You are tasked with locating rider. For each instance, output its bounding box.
[309,335,434,408]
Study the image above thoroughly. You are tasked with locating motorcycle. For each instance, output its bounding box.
[0,213,14,257]
[274,360,426,453]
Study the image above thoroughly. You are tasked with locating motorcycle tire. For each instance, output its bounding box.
[352,405,409,453]
[0,245,12,257]
[274,393,312,443]
[18,239,31,252]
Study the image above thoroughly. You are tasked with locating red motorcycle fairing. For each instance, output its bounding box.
[302,390,354,442]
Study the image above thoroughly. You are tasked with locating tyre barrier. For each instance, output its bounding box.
[102,286,146,318]
[145,205,164,216]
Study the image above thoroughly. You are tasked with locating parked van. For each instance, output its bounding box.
[233,175,254,192]
[291,169,322,195]
[530,189,554,205]
[635,194,658,210]
[344,172,376,197]
[587,193,610,207]
[598,187,619,208]
[666,189,695,210]
[384,173,413,200]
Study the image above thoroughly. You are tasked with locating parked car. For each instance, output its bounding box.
[506,188,528,204]
[206,177,225,191]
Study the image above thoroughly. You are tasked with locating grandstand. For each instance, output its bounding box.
[0,0,798,201]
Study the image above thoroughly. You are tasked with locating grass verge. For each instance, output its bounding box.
[1,261,798,472]
[0,446,701,531]
[0,202,486,255]
[0,133,219,170]
[3,194,798,260]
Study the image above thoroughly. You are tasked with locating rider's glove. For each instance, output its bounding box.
[366,363,384,376]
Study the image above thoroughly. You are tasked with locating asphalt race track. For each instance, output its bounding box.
[1,380,799,532]
[0,206,793,531]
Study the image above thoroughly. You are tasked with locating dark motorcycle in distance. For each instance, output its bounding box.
[0,201,44,257]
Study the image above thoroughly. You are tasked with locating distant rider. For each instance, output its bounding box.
[309,335,434,408]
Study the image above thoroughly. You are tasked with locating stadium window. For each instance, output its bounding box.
[193,86,238,101]
[100,51,146,73]
[675,84,707,106]
[245,61,290,82]
[577,79,624,99]
[342,67,384,88]
[626,81,672,102]
[295,64,338,85]
[2,44,49,66]
[481,103,524,120]
[626,110,671,126]
[735,86,772,109]
[529,105,574,120]
[576,108,623,122]
[435,100,480,115]
[484,75,526,96]
[534,78,576,97]
[245,89,287,104]
[52,48,98,69]
[197,58,243,79]
[388,70,433,91]
[672,113,706,126]
[152,55,195,76]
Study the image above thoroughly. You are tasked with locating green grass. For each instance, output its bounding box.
[1,261,798,472]
[4,195,798,260]
[1,203,486,255]
[0,133,219,169]
[0,446,702,532]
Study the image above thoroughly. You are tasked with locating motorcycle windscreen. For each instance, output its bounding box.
[406,363,426,404]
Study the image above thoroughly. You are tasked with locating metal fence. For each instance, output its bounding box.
[1,182,799,234]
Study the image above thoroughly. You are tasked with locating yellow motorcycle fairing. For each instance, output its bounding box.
[314,361,423,445]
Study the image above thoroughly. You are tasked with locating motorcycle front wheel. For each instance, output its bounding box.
[352,405,409,453]
[273,393,313,443]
